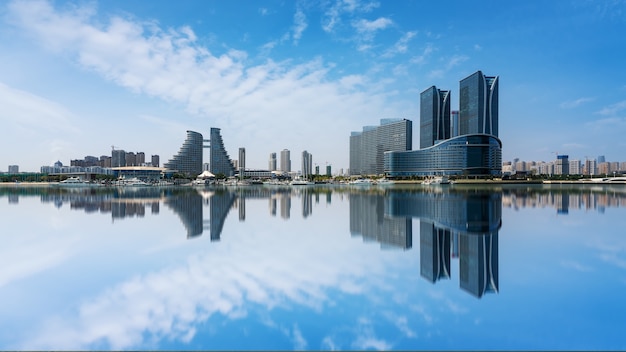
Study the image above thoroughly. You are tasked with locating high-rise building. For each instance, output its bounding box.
[569,160,581,175]
[555,155,569,175]
[420,86,450,149]
[136,152,145,165]
[164,130,204,176]
[268,152,277,171]
[112,149,126,167]
[281,149,291,173]
[451,110,459,137]
[302,150,313,178]
[350,118,413,176]
[209,128,235,177]
[8,165,19,173]
[125,152,137,167]
[459,71,499,137]
[384,71,501,178]
[151,155,160,168]
[238,148,246,176]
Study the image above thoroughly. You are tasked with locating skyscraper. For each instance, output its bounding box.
[268,152,277,171]
[209,128,235,177]
[459,71,499,136]
[238,147,245,177]
[164,130,204,176]
[302,150,313,178]
[420,86,450,149]
[281,149,291,173]
[112,149,126,167]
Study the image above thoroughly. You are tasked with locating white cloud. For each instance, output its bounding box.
[352,17,393,33]
[560,97,594,109]
[383,31,417,58]
[410,43,435,65]
[292,7,308,44]
[597,100,626,116]
[322,0,380,33]
[7,0,405,170]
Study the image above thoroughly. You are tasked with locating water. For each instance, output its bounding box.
[0,184,625,350]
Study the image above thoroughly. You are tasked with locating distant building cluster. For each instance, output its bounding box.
[503,155,626,176]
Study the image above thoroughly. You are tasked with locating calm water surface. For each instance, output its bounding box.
[0,184,625,350]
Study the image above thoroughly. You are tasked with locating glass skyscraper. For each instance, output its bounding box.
[209,128,235,177]
[164,130,203,176]
[459,70,499,137]
[302,150,312,178]
[420,86,450,149]
[349,118,413,176]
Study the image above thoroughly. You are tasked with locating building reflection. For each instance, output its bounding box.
[5,184,626,298]
[350,188,501,298]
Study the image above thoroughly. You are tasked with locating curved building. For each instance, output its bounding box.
[209,128,235,177]
[164,130,203,176]
[384,134,502,177]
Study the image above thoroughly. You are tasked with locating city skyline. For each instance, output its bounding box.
[1,1,626,172]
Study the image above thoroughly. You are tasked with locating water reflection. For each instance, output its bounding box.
[2,185,624,290]
[1,184,626,349]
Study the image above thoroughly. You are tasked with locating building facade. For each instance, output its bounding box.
[112,149,126,167]
[209,128,235,177]
[280,149,291,173]
[164,130,204,176]
[420,86,450,149]
[385,134,502,177]
[238,148,246,176]
[268,152,277,171]
[349,118,413,176]
[302,150,313,178]
[459,71,499,137]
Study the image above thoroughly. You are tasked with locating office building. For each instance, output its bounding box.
[555,155,569,175]
[350,118,413,176]
[8,165,18,173]
[281,149,291,173]
[420,86,450,149]
[451,110,459,137]
[164,130,204,176]
[385,71,501,178]
[459,70,499,137]
[209,128,235,177]
[125,152,137,167]
[136,152,145,165]
[269,152,277,171]
[302,150,313,178]
[151,155,160,168]
[112,149,126,167]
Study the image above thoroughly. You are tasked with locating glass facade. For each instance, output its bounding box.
[384,134,502,177]
[349,118,413,176]
[420,86,450,149]
[209,128,235,177]
[164,130,203,176]
[459,71,499,137]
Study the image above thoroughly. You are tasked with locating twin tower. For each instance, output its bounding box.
[420,70,499,149]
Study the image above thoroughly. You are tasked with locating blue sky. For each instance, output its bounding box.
[1,0,625,172]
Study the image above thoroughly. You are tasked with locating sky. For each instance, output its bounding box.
[1,0,626,172]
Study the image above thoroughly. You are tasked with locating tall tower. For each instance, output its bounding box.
[280,149,291,173]
[238,147,246,178]
[268,152,277,171]
[420,86,451,149]
[459,71,499,137]
[302,150,313,178]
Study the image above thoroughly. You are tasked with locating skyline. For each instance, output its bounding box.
[1,0,626,172]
